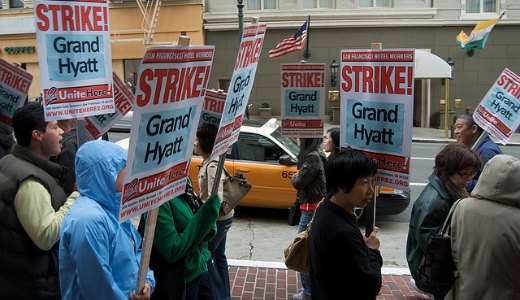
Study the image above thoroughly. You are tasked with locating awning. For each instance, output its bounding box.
[414,49,452,79]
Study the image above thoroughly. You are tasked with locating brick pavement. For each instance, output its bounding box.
[228,262,432,300]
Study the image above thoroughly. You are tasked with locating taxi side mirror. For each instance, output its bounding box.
[279,155,297,166]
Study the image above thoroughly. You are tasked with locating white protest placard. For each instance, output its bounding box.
[34,0,114,121]
[0,59,33,127]
[84,73,134,140]
[280,63,324,137]
[211,22,267,158]
[340,49,414,191]
[199,89,226,128]
[473,68,520,145]
[119,45,214,221]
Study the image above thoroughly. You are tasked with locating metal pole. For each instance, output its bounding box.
[210,153,227,196]
[444,78,450,138]
[237,0,244,43]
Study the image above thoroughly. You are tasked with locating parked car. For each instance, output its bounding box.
[116,118,410,215]
[110,110,133,132]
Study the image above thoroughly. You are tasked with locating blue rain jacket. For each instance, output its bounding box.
[59,140,155,299]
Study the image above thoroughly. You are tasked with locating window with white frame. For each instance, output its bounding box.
[465,0,498,14]
[359,0,391,7]
[303,0,333,9]
[247,0,276,10]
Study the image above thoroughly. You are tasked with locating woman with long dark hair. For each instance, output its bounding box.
[290,137,327,300]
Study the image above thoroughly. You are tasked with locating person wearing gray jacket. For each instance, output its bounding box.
[290,138,327,300]
[445,154,520,300]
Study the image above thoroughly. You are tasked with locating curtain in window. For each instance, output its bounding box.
[466,0,479,13]
[264,0,276,9]
[483,0,496,13]
[359,0,372,7]
[303,0,317,8]
[376,0,390,7]
[321,0,333,8]
[247,0,261,10]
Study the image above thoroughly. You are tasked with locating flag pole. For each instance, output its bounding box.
[303,15,311,59]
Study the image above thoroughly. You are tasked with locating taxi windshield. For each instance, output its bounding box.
[270,128,299,158]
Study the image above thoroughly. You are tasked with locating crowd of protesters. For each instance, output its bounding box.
[0,99,517,300]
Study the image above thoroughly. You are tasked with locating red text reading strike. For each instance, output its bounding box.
[36,4,108,32]
[281,72,324,88]
[497,73,520,99]
[136,66,211,107]
[342,65,413,95]
[234,37,263,70]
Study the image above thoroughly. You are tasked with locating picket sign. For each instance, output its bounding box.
[210,17,261,198]
[135,35,192,294]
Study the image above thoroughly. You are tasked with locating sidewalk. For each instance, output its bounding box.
[228,260,431,300]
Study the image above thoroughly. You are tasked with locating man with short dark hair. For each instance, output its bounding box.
[0,103,76,299]
[454,114,502,192]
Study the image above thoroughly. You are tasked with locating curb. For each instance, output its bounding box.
[227,259,411,276]
[412,138,520,147]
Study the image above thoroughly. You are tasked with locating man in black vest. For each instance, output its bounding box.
[0,103,77,299]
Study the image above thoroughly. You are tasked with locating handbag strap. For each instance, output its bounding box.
[306,199,324,231]
[210,159,231,178]
[440,198,462,236]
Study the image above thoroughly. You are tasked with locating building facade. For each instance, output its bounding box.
[0,0,205,100]
[203,0,520,128]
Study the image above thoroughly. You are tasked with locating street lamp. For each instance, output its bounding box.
[330,59,339,89]
[237,0,244,43]
[443,57,455,138]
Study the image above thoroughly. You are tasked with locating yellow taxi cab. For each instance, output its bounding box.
[190,118,300,209]
[116,118,410,215]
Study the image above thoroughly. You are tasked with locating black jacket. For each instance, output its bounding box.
[309,197,383,300]
[291,149,327,204]
[0,145,67,299]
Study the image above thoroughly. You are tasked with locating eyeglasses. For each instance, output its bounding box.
[458,171,477,178]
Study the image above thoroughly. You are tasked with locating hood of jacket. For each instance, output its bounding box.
[75,140,127,218]
[471,154,520,207]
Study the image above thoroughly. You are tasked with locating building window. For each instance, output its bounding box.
[247,0,276,10]
[465,0,497,14]
[9,0,24,8]
[124,59,141,94]
[359,0,391,7]
[303,0,333,9]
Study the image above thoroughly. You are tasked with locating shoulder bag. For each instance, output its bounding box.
[416,199,461,292]
[287,199,301,226]
[220,168,252,216]
[284,201,322,274]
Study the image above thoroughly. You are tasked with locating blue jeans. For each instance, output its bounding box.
[297,210,313,297]
[185,268,215,300]
[210,218,233,300]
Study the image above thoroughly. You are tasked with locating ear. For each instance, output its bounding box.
[470,125,479,134]
[32,129,43,142]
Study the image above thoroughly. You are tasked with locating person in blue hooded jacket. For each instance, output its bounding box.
[59,140,155,299]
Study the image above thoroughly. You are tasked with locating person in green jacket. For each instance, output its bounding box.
[141,178,220,300]
[406,143,481,299]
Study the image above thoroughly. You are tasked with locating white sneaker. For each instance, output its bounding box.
[292,291,311,300]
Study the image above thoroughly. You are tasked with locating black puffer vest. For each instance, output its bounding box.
[0,144,67,299]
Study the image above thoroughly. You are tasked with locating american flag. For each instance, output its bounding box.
[268,21,308,59]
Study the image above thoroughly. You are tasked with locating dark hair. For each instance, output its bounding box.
[326,148,377,195]
[434,142,482,179]
[456,113,482,132]
[196,126,218,155]
[298,137,323,168]
[327,127,341,154]
[12,103,47,147]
